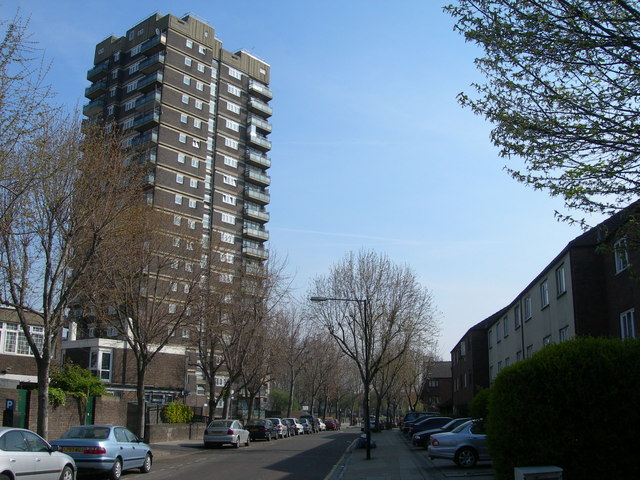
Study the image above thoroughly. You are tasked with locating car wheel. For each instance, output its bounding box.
[266,433,271,441]
[110,458,123,480]
[59,465,74,480]
[245,435,250,447]
[140,452,152,473]
[233,436,240,448]
[0,475,10,480]
[455,447,478,468]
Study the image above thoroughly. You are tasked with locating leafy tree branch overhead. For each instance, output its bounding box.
[445,0,640,220]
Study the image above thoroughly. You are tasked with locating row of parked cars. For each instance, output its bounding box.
[400,412,490,468]
[0,424,153,480]
[203,415,342,448]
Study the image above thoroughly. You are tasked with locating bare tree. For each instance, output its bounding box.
[0,118,145,439]
[0,11,54,226]
[310,249,438,459]
[399,349,438,412]
[268,305,309,418]
[77,204,204,437]
[297,334,338,418]
[215,251,291,419]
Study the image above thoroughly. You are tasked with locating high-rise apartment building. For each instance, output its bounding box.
[65,13,272,409]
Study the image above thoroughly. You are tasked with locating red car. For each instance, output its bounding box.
[324,418,341,430]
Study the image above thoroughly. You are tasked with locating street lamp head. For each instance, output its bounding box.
[309,296,329,302]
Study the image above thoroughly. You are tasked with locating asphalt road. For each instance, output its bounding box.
[141,429,359,480]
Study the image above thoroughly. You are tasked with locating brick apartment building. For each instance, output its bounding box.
[452,202,640,413]
[63,12,272,416]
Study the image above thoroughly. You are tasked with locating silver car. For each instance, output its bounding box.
[0,427,76,480]
[203,419,250,448]
[51,425,152,480]
[428,419,490,468]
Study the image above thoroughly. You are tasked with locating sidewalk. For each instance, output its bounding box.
[327,427,444,480]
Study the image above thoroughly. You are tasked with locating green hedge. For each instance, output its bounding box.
[488,337,640,480]
[161,402,194,424]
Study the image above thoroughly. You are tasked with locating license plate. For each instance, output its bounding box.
[211,431,224,435]
[63,447,84,453]
[250,428,259,432]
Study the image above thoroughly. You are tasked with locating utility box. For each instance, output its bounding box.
[514,466,563,480]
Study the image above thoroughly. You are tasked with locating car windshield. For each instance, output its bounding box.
[208,420,233,428]
[61,426,110,440]
[267,419,279,424]
[451,420,473,434]
[443,418,469,429]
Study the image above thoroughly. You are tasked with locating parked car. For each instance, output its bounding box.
[412,417,471,447]
[317,419,326,431]
[299,414,320,433]
[298,418,313,434]
[401,411,433,427]
[51,425,152,480]
[324,418,341,430]
[428,419,490,468]
[406,416,452,437]
[203,419,250,448]
[267,418,289,439]
[245,419,277,441]
[283,418,303,435]
[0,427,76,480]
[401,413,438,435]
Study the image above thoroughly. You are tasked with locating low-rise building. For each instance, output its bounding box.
[452,202,640,409]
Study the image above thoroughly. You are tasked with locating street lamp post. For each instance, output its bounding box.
[309,295,373,460]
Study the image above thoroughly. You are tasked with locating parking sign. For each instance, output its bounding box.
[5,399,14,411]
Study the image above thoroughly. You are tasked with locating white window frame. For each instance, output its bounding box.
[615,238,630,273]
[225,119,240,132]
[228,67,242,79]
[176,174,184,184]
[621,308,636,339]
[226,101,240,114]
[227,84,241,96]
[540,279,549,308]
[556,264,566,296]
[222,193,237,205]
[224,138,238,150]
[221,213,235,224]
[222,174,237,186]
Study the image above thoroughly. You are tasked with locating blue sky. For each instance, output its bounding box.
[3,0,597,355]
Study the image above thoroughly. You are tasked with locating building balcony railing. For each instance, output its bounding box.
[87,63,109,82]
[243,245,269,260]
[82,98,104,117]
[139,53,165,74]
[136,91,161,109]
[243,226,269,241]
[248,97,273,117]
[245,187,270,204]
[249,115,272,133]
[85,80,107,100]
[246,149,271,168]
[137,72,163,93]
[245,168,271,187]
[133,110,160,131]
[248,80,273,100]
[244,205,270,222]
[130,130,158,147]
[248,133,272,151]
[140,34,166,56]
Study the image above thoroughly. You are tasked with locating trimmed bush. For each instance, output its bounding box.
[161,402,194,424]
[488,338,640,480]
